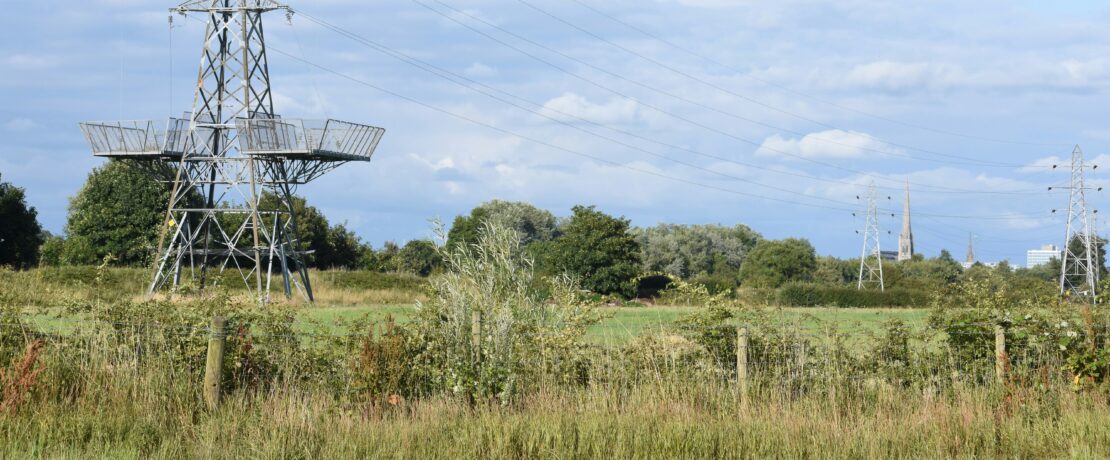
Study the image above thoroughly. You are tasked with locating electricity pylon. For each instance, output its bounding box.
[857,181,884,291]
[79,1,385,302]
[1056,145,1099,305]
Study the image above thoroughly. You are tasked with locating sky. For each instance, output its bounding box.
[3,0,1110,264]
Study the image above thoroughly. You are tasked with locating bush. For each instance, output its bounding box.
[314,270,429,293]
[776,283,930,308]
[410,222,598,404]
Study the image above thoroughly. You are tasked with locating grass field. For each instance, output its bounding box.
[4,266,1107,458]
[294,303,932,343]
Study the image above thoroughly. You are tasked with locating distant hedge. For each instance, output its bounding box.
[776,283,931,308]
[313,270,429,293]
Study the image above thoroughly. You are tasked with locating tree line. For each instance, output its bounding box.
[0,161,1102,300]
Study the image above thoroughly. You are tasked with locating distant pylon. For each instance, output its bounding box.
[857,181,884,291]
[1056,145,1099,305]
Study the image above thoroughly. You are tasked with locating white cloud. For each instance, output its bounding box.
[463,62,497,78]
[4,54,56,70]
[756,129,902,160]
[4,118,37,132]
[1021,153,1110,173]
[844,61,966,92]
[540,93,640,124]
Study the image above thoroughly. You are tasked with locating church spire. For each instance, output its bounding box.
[966,233,975,265]
[897,181,914,261]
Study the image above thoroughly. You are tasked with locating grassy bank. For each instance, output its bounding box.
[2,376,1108,458]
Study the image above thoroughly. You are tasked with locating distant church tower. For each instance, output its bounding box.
[897,181,914,261]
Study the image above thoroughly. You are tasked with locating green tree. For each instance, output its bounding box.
[64,161,173,266]
[0,173,44,269]
[38,232,64,267]
[363,241,401,272]
[1063,234,1108,284]
[633,223,761,279]
[446,200,557,249]
[542,205,641,297]
[251,192,366,270]
[738,238,817,288]
[396,239,443,276]
[814,256,857,285]
[315,223,366,269]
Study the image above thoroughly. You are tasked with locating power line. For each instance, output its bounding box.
[267,46,863,214]
[301,7,1052,198]
[273,12,1068,225]
[564,0,1068,149]
[405,1,1053,195]
[268,44,1058,224]
[512,0,1050,168]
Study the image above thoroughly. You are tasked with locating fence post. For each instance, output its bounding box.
[203,316,227,410]
[737,326,749,402]
[994,325,1007,384]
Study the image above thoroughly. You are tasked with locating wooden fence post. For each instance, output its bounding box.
[737,326,749,402]
[994,325,1007,384]
[204,316,227,410]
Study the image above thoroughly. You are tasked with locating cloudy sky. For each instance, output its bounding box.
[3,0,1110,263]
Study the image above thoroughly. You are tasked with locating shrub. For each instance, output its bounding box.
[776,283,930,308]
[410,222,598,404]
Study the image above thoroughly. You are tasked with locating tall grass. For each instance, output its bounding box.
[2,229,1109,457]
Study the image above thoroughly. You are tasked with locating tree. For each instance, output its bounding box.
[38,232,64,267]
[64,161,173,266]
[315,223,365,269]
[1063,233,1108,282]
[0,173,44,269]
[253,192,368,270]
[634,223,761,279]
[363,241,401,272]
[447,200,557,249]
[814,256,857,285]
[738,238,817,288]
[542,205,641,297]
[396,239,443,276]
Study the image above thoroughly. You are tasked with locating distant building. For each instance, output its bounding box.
[1027,244,1061,268]
[897,182,914,261]
[879,250,898,261]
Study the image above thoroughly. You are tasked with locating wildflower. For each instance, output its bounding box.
[1067,331,1079,338]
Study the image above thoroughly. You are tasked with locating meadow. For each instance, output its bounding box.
[1,261,1109,458]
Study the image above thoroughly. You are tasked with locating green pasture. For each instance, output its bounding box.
[293,304,932,343]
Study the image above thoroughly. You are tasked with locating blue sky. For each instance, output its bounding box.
[3,0,1110,264]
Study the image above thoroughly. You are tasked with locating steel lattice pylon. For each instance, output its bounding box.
[857,182,885,291]
[79,0,385,302]
[1058,145,1098,305]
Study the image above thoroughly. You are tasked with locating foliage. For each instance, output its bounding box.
[411,222,598,404]
[446,200,557,249]
[0,173,43,269]
[396,240,443,277]
[777,283,931,308]
[37,233,64,267]
[63,160,176,266]
[315,223,366,270]
[1062,233,1108,288]
[633,223,761,279]
[652,274,729,307]
[538,205,642,298]
[739,238,817,288]
[672,305,736,370]
[813,256,857,285]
